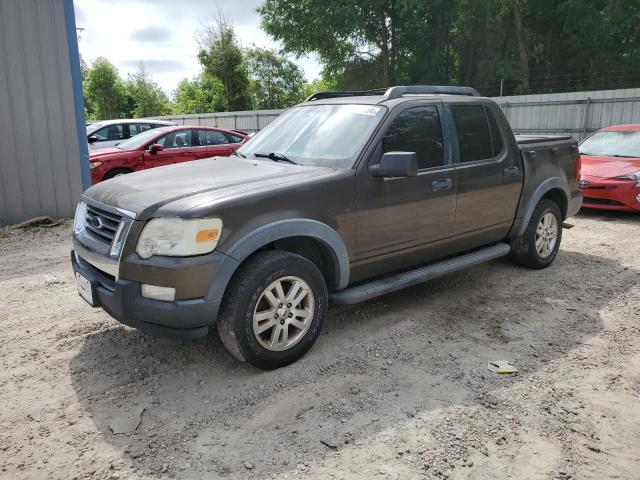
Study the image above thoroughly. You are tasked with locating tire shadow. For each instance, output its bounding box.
[69,249,638,478]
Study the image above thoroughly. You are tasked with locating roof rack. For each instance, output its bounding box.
[305,88,388,102]
[305,85,481,102]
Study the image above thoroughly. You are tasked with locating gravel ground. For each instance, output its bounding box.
[1,210,639,480]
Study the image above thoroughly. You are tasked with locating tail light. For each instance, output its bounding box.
[574,153,582,181]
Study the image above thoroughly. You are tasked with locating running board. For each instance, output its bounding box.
[330,242,511,305]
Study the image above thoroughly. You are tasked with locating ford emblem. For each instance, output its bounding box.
[579,180,589,188]
[90,216,104,229]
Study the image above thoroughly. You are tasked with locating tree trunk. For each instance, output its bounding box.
[512,0,530,92]
[379,11,391,86]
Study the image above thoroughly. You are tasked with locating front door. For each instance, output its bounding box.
[447,103,523,245]
[353,102,458,278]
[143,129,194,169]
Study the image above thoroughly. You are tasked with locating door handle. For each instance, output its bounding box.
[431,178,453,191]
[504,166,519,177]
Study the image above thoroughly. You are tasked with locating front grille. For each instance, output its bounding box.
[85,204,123,245]
[583,197,625,206]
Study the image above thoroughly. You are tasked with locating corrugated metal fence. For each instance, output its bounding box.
[494,88,640,141]
[156,109,285,133]
[155,88,640,141]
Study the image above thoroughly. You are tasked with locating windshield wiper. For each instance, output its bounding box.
[233,150,247,158]
[253,152,298,165]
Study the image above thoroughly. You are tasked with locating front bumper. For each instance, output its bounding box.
[581,177,640,212]
[71,252,220,339]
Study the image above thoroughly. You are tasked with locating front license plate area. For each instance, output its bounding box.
[76,272,96,306]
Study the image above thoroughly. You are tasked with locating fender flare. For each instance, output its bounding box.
[206,219,350,300]
[514,177,569,237]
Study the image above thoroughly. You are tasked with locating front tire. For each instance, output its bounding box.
[103,168,131,180]
[510,198,562,269]
[217,250,328,370]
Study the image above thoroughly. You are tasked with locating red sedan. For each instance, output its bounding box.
[89,125,248,184]
[579,124,640,212]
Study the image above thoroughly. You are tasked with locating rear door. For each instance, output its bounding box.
[193,129,213,160]
[447,102,522,243]
[205,130,236,156]
[355,102,457,269]
[142,129,194,168]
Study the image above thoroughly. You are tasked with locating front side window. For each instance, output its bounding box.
[382,106,444,170]
[91,124,124,142]
[451,105,493,162]
[156,130,193,149]
[238,104,386,168]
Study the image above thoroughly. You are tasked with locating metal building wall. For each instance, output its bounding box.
[0,0,88,225]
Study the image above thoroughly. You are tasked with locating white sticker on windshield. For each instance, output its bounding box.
[343,105,381,116]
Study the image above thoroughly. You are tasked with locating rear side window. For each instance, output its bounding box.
[225,133,244,143]
[382,106,444,170]
[205,130,230,146]
[129,123,154,136]
[451,105,493,162]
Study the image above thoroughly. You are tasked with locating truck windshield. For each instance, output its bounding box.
[237,104,386,168]
[579,131,640,158]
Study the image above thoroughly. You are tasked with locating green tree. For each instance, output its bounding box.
[259,0,410,87]
[83,57,128,119]
[124,62,172,117]
[260,0,640,96]
[173,74,225,114]
[197,14,251,111]
[246,48,306,109]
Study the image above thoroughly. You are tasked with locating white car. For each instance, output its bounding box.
[86,119,176,150]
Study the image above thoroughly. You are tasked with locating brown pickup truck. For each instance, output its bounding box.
[71,85,582,369]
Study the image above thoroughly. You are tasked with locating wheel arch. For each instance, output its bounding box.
[514,178,569,237]
[206,219,350,301]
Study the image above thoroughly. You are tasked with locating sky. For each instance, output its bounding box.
[73,0,322,96]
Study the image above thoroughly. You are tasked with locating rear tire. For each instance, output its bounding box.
[510,198,562,269]
[217,250,328,370]
[103,168,131,180]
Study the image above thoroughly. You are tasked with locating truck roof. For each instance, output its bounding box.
[300,85,488,107]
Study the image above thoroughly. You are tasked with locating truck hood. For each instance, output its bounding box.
[82,156,334,218]
[581,154,640,178]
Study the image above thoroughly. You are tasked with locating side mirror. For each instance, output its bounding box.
[87,135,97,144]
[148,144,163,153]
[369,152,418,178]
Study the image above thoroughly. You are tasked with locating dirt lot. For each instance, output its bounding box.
[1,210,639,480]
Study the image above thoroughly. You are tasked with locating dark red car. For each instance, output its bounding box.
[579,124,640,212]
[89,125,248,184]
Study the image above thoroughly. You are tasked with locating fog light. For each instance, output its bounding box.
[636,193,640,203]
[141,284,176,302]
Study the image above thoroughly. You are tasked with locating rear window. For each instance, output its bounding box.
[451,105,493,162]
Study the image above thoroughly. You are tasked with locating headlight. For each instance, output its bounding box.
[73,201,87,235]
[136,218,223,259]
[90,161,102,169]
[614,170,640,186]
